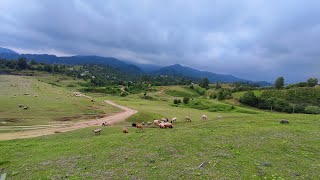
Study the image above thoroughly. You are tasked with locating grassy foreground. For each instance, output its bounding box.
[1,93,320,179]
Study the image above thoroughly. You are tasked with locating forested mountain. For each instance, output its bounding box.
[153,64,249,83]
[0,47,271,85]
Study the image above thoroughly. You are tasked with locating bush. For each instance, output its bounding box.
[209,93,217,99]
[173,99,181,104]
[183,97,190,104]
[217,89,232,100]
[193,86,206,95]
[239,91,258,106]
[304,105,320,114]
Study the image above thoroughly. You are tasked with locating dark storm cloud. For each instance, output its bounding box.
[1,0,320,82]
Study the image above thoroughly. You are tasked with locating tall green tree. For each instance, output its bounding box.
[274,77,284,89]
[307,78,318,87]
[17,58,28,70]
[199,77,210,89]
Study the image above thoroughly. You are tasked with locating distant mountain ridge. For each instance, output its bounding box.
[153,64,246,83]
[0,52,143,74]
[0,47,18,54]
[0,47,271,85]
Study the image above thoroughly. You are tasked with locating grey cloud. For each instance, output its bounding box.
[1,0,320,83]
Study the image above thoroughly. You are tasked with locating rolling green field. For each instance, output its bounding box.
[0,75,121,128]
[0,75,319,179]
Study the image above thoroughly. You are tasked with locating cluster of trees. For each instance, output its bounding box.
[173,97,190,105]
[240,87,320,114]
[0,58,71,74]
[274,76,318,89]
[231,82,261,92]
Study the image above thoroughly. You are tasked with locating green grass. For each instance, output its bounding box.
[126,111,164,123]
[0,107,319,179]
[165,90,195,98]
[176,98,260,114]
[0,75,121,128]
[0,76,319,179]
[36,73,87,91]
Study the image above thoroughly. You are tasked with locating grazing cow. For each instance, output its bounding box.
[136,124,143,129]
[132,123,137,127]
[202,115,207,120]
[122,128,128,133]
[159,123,166,128]
[171,117,177,123]
[185,116,191,122]
[136,124,143,132]
[93,129,102,135]
[159,122,173,128]
[161,118,168,122]
[153,120,160,126]
[280,119,289,124]
[23,106,29,110]
[164,122,173,128]
[102,122,110,126]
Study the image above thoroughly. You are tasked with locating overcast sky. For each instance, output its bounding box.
[1,0,320,82]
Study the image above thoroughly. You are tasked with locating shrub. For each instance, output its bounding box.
[209,93,217,99]
[239,91,258,106]
[66,84,76,87]
[193,86,206,95]
[304,105,320,114]
[173,99,181,104]
[183,97,190,104]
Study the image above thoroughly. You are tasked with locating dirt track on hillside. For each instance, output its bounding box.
[0,100,137,141]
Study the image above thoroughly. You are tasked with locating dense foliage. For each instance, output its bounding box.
[274,77,284,89]
[240,87,320,114]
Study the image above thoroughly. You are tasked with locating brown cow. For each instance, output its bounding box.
[122,128,128,133]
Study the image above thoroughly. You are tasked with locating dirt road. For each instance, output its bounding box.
[0,100,137,141]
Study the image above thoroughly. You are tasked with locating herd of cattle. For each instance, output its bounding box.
[93,115,209,135]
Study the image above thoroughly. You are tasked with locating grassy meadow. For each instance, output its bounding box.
[0,75,319,179]
[0,75,121,129]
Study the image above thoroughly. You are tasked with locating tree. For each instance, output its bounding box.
[274,77,284,89]
[307,78,318,87]
[17,58,28,70]
[43,64,52,73]
[30,59,38,65]
[239,91,258,106]
[199,77,210,89]
[215,82,222,89]
[217,90,225,100]
[183,97,190,104]
[265,97,277,112]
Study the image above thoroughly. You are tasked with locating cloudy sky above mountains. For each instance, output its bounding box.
[1,0,320,82]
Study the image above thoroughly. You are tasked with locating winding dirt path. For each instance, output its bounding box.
[0,100,137,141]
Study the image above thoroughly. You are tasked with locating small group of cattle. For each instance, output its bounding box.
[93,115,210,135]
[94,116,289,135]
[122,115,209,134]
